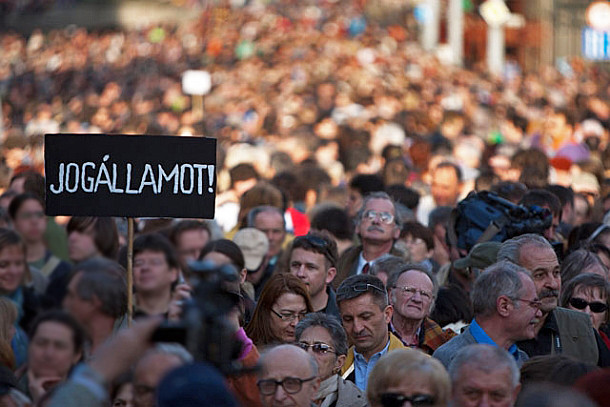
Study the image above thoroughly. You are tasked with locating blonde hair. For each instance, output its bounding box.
[367,349,451,407]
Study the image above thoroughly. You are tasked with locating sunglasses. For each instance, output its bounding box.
[296,342,336,355]
[337,282,385,298]
[380,393,436,407]
[569,297,608,313]
[295,235,336,266]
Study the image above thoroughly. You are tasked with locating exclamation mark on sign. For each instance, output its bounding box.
[207,165,215,193]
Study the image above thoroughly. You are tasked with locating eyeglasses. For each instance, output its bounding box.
[569,298,609,313]
[337,282,385,297]
[380,393,436,407]
[512,297,543,310]
[271,309,307,322]
[295,235,336,266]
[394,286,434,301]
[16,211,45,221]
[363,210,395,225]
[296,342,336,355]
[257,376,317,395]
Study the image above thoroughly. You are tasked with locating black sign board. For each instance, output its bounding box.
[45,134,216,218]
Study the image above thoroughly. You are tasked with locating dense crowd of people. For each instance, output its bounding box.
[0,0,609,406]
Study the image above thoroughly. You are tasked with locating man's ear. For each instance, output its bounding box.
[384,305,393,323]
[497,295,512,317]
[325,267,337,285]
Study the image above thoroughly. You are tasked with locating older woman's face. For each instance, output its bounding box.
[0,244,26,294]
[568,286,608,330]
[270,293,307,343]
[298,326,343,381]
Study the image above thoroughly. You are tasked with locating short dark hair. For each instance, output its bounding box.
[290,231,338,268]
[133,233,181,271]
[310,205,354,241]
[199,239,245,270]
[29,310,86,357]
[67,217,120,260]
[520,189,561,218]
[435,162,463,183]
[349,174,385,196]
[560,273,609,322]
[336,274,388,311]
[386,184,420,211]
[72,258,128,318]
[169,220,211,247]
[400,221,434,251]
[8,192,43,220]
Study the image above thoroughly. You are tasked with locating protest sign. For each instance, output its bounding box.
[45,134,216,218]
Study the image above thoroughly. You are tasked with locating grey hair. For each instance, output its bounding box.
[449,344,520,388]
[386,263,439,298]
[497,233,552,266]
[560,273,610,323]
[247,205,286,228]
[148,343,194,364]
[295,313,348,356]
[471,260,531,317]
[259,344,319,378]
[369,254,408,280]
[560,250,607,285]
[73,258,127,318]
[356,191,403,229]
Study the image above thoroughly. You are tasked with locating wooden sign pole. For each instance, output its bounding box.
[127,218,134,327]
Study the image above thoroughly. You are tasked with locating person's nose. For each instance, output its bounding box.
[273,383,288,401]
[535,307,543,318]
[353,318,365,334]
[296,265,306,278]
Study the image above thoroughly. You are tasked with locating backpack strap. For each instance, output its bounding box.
[40,255,61,277]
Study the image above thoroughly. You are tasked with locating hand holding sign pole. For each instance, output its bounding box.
[45,134,217,325]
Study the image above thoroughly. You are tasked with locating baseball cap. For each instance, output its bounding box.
[233,228,269,272]
[453,241,501,271]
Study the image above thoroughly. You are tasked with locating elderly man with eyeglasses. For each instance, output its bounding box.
[333,192,403,290]
[336,274,405,391]
[433,261,542,369]
[287,231,341,322]
[257,344,320,407]
[387,264,455,354]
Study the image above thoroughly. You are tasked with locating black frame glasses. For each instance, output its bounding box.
[257,376,317,395]
[569,297,609,313]
[296,342,336,355]
[380,392,436,407]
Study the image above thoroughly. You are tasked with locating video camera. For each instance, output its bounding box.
[151,260,245,375]
[448,191,553,252]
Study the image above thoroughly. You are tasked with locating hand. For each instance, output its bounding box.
[27,370,63,403]
[432,234,450,266]
[168,283,192,322]
[89,316,163,384]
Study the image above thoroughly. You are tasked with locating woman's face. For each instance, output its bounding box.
[0,244,26,294]
[403,234,432,263]
[568,286,608,330]
[298,326,345,381]
[269,293,307,343]
[13,199,46,244]
[68,224,99,263]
